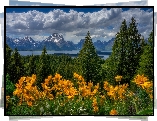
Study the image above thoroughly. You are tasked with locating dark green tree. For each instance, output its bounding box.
[26,54,36,76]
[6,73,15,96]
[76,31,102,85]
[136,30,153,81]
[102,18,143,86]
[55,55,74,80]
[102,19,128,85]
[125,17,143,85]
[9,48,25,84]
[36,46,51,90]
[6,44,12,75]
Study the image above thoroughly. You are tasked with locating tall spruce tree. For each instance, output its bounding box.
[36,46,49,90]
[103,17,143,86]
[125,17,142,85]
[103,19,128,85]
[136,30,153,81]
[77,31,101,85]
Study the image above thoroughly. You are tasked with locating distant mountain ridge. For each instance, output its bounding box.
[6,33,134,51]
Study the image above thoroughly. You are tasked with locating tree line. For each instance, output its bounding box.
[6,17,153,92]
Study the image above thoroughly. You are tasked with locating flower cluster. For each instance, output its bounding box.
[104,79,128,100]
[46,73,78,99]
[12,74,54,106]
[132,74,153,99]
[92,98,99,113]
[74,73,100,99]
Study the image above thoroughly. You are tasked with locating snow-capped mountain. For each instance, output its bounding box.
[42,33,76,50]
[6,33,118,51]
[44,33,64,43]
[6,36,39,51]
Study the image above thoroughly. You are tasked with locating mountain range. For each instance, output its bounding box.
[6,33,118,51]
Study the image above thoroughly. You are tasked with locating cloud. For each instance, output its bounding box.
[31,35,48,41]
[121,8,153,39]
[6,8,153,43]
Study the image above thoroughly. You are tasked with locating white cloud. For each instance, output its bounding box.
[6,8,153,43]
[31,35,48,41]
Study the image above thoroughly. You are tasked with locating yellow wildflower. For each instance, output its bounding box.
[149,94,153,99]
[104,81,109,91]
[73,72,79,78]
[55,73,62,80]
[92,98,99,113]
[88,80,93,87]
[115,75,122,82]
[132,74,148,85]
[48,75,52,80]
[114,86,119,91]
[141,81,152,89]
[27,101,32,106]
[6,96,10,101]
[18,77,26,85]
[110,109,118,115]
[67,95,73,99]
[32,74,36,80]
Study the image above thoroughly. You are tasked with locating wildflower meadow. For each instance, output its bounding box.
[6,73,153,115]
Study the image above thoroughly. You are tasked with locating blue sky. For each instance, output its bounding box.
[6,8,104,13]
[6,8,152,13]
[6,7,153,43]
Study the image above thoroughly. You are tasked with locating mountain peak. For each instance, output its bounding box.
[45,33,64,43]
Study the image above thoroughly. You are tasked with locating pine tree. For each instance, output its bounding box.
[103,19,128,85]
[36,46,50,90]
[77,31,102,84]
[125,17,143,85]
[136,30,153,81]
[6,44,12,75]
[9,48,25,84]
[26,54,36,76]
[103,18,143,86]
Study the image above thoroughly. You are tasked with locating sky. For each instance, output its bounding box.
[5,7,153,44]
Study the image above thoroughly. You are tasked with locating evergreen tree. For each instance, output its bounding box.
[26,54,36,76]
[77,31,102,84]
[6,44,12,75]
[125,17,143,85]
[103,18,143,86]
[36,46,51,90]
[139,36,147,52]
[9,48,25,84]
[136,30,153,81]
[103,19,128,85]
